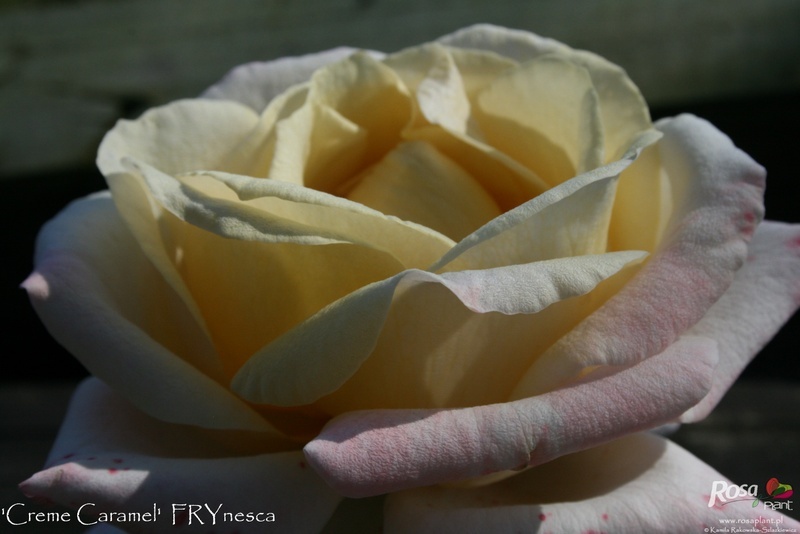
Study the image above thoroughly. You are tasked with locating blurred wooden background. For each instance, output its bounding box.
[1,1,799,531]
[1,0,799,176]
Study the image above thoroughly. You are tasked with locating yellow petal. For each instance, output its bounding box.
[383,44,472,134]
[347,141,502,241]
[405,124,549,212]
[475,55,604,186]
[609,139,672,252]
[267,101,369,191]
[109,164,417,378]
[434,131,661,272]
[233,251,645,409]
[97,99,260,177]
[316,252,645,412]
[179,169,455,269]
[570,49,653,161]
[308,51,413,177]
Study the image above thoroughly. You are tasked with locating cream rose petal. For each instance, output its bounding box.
[303,335,717,497]
[346,140,502,241]
[200,47,366,112]
[20,379,341,534]
[681,221,800,422]
[185,169,454,268]
[383,432,800,533]
[511,114,766,398]
[475,54,604,184]
[432,129,660,272]
[232,251,646,407]
[97,99,261,178]
[440,24,652,161]
[437,24,567,64]
[314,250,643,413]
[22,193,278,434]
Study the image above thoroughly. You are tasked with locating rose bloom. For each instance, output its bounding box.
[22,24,800,533]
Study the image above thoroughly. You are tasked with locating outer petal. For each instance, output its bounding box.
[384,432,799,533]
[682,221,800,421]
[19,379,342,534]
[511,114,765,398]
[303,336,717,497]
[97,99,261,178]
[437,24,568,64]
[22,193,277,434]
[200,47,364,112]
[314,251,645,413]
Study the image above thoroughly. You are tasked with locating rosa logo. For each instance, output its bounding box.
[19,24,800,532]
[708,479,795,510]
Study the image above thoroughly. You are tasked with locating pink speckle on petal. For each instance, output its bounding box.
[740,212,756,237]
[538,513,546,521]
[108,468,118,474]
[602,513,609,521]
[788,236,800,250]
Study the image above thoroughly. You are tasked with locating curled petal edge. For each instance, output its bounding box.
[304,335,717,497]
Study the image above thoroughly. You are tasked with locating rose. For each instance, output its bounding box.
[21,24,800,533]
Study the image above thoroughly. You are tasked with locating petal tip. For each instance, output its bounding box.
[21,271,50,300]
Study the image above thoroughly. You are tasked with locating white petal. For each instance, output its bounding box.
[20,379,340,534]
[511,115,766,398]
[682,221,800,421]
[24,194,274,433]
[201,47,364,111]
[384,433,799,533]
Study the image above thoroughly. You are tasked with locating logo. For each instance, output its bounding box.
[766,477,794,501]
[708,478,793,511]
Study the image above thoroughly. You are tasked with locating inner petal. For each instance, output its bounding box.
[347,141,502,241]
[475,55,604,186]
[165,212,403,380]
[307,51,413,185]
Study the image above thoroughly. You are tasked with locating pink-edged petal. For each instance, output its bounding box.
[201,47,363,112]
[303,336,717,497]
[23,193,276,434]
[682,221,800,422]
[20,379,341,534]
[511,114,765,398]
[384,432,799,534]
